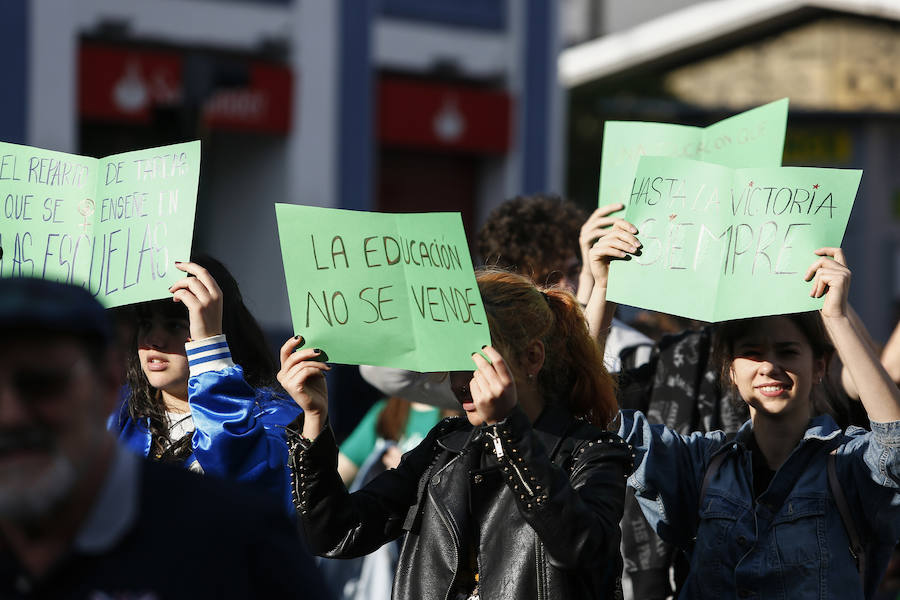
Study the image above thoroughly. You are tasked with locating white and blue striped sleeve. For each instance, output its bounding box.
[185,334,235,376]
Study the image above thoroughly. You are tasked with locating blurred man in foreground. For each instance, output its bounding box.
[0,277,328,600]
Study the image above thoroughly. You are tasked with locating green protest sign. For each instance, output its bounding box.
[598,98,789,208]
[606,156,862,321]
[0,141,200,307]
[276,205,491,371]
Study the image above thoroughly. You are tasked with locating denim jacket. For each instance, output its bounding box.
[619,410,900,600]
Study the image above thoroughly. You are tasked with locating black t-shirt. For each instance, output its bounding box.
[0,460,329,600]
[748,434,777,500]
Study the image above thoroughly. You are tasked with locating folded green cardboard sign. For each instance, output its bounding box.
[0,140,200,307]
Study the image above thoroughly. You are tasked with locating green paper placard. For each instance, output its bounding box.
[606,156,862,321]
[599,98,789,208]
[0,141,200,307]
[276,204,491,371]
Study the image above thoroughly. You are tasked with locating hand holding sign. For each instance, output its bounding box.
[169,261,223,341]
[277,338,330,440]
[577,203,626,300]
[579,203,626,265]
[588,219,640,287]
[469,346,517,425]
[805,247,851,319]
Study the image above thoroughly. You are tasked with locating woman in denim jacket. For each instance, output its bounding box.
[586,222,900,600]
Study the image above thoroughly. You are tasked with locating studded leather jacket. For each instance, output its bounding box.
[287,402,633,600]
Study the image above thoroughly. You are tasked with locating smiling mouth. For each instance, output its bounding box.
[756,384,791,396]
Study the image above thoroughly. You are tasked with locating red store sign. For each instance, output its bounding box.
[378,77,513,154]
[79,42,292,134]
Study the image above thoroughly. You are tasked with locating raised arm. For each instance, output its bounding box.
[879,315,900,386]
[170,262,301,511]
[807,248,900,422]
[583,219,641,355]
[838,305,882,400]
[278,336,445,556]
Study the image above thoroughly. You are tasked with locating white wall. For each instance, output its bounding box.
[28,0,78,152]
[603,0,703,34]
[289,0,339,211]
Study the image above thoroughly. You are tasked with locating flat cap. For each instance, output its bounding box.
[0,277,113,343]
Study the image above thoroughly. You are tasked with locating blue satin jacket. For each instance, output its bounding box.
[108,335,302,515]
[619,410,900,600]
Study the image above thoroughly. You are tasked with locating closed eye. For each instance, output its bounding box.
[734,345,762,358]
[776,343,802,356]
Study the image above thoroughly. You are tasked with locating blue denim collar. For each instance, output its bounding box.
[732,413,842,449]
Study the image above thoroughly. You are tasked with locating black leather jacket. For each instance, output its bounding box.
[288,403,633,600]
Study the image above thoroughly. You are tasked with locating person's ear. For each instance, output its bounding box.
[812,356,826,386]
[522,339,545,379]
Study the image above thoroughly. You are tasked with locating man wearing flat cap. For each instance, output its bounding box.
[0,278,329,599]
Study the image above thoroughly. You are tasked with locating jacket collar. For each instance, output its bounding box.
[726,413,843,457]
[734,413,841,443]
[436,422,477,454]
[435,402,577,456]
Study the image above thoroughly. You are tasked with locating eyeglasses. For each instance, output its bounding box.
[0,358,90,402]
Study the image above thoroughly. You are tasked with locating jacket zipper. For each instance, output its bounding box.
[487,426,534,497]
[535,540,547,600]
[428,468,461,600]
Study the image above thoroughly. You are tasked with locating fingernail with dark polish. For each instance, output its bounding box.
[317,351,329,362]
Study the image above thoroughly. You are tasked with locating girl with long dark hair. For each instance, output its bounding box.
[109,256,301,513]
[280,269,632,599]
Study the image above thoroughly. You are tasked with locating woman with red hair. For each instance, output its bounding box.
[279,269,631,600]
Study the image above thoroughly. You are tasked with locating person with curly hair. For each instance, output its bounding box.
[477,194,586,291]
[478,194,653,372]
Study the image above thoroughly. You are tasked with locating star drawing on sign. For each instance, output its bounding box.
[813,184,819,189]
[749,181,754,187]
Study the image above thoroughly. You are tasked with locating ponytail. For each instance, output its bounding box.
[477,269,617,429]
[541,289,617,428]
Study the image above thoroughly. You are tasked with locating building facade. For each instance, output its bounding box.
[561,0,900,340]
[1,0,563,430]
